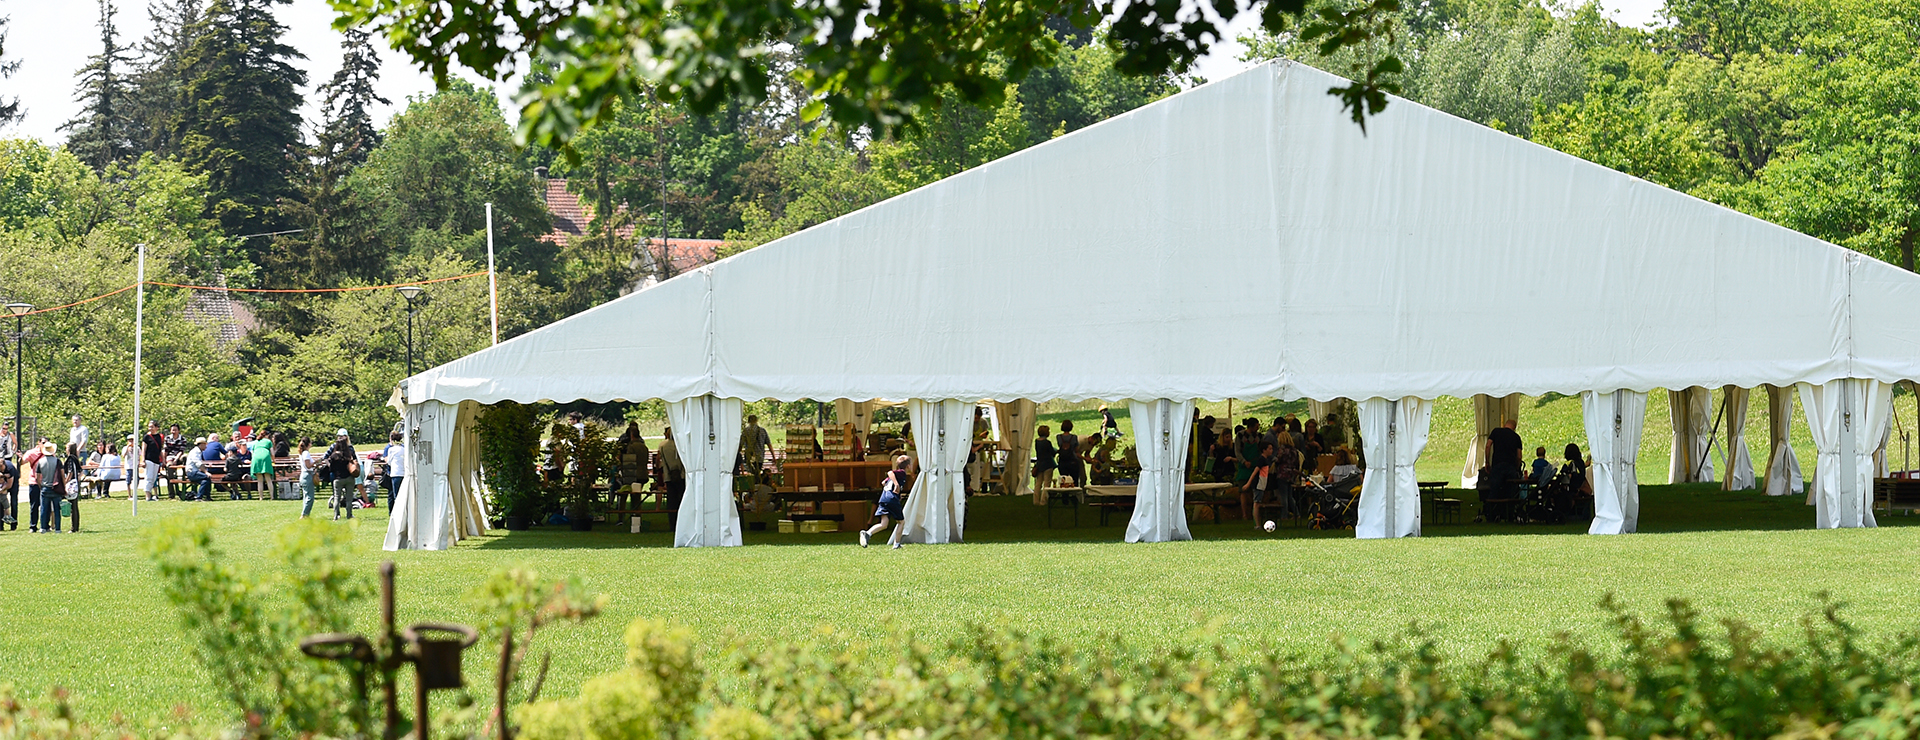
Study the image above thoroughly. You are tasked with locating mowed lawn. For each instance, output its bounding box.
[5,488,1920,725]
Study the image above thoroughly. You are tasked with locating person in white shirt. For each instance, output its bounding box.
[657,427,686,527]
[297,437,319,518]
[383,431,407,509]
[68,416,89,455]
[183,438,213,501]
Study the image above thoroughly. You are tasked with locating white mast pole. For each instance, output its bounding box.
[486,202,498,345]
[131,243,144,516]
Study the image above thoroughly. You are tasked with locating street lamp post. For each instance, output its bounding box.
[6,303,29,458]
[395,286,425,377]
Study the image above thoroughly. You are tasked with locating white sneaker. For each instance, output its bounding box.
[890,542,902,550]
[858,531,870,548]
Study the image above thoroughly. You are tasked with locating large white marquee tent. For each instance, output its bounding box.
[383,61,1920,552]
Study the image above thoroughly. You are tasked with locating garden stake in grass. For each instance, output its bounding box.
[297,561,479,740]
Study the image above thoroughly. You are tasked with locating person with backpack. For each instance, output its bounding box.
[327,430,359,520]
[59,443,83,531]
[858,455,911,549]
[1055,420,1084,487]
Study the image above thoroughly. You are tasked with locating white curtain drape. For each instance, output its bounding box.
[669,395,745,547]
[1763,384,1804,497]
[833,399,874,435]
[1722,385,1755,490]
[1584,389,1648,535]
[994,400,1037,500]
[385,400,489,551]
[1798,379,1892,529]
[1356,397,1433,539]
[1668,386,1717,483]
[1460,393,1520,488]
[901,399,971,544]
[1125,398,1196,543]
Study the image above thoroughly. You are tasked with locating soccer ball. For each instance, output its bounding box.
[1263,520,1276,532]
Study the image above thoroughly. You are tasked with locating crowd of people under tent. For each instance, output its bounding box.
[555,404,1603,539]
[0,415,409,533]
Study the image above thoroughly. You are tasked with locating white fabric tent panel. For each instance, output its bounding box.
[407,270,715,404]
[404,61,1901,407]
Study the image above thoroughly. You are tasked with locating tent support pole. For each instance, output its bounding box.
[1696,390,1727,484]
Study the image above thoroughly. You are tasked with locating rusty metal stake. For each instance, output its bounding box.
[497,627,514,740]
[381,561,401,738]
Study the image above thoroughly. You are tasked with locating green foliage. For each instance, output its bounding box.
[139,514,373,737]
[61,0,138,173]
[526,597,1920,740]
[475,401,543,519]
[172,0,306,242]
[342,82,556,281]
[330,0,1406,151]
[519,619,699,740]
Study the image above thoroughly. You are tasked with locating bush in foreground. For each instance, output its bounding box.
[523,597,1920,740]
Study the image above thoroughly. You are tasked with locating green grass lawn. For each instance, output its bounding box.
[5,488,1920,728]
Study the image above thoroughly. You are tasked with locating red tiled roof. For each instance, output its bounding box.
[541,178,725,275]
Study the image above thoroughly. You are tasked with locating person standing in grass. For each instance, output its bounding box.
[1032,424,1056,505]
[0,453,16,531]
[1055,420,1084,487]
[60,443,83,531]
[67,416,89,458]
[740,414,770,479]
[657,426,686,527]
[383,431,407,509]
[327,430,358,520]
[859,455,910,549]
[23,439,44,532]
[249,433,275,498]
[296,438,318,517]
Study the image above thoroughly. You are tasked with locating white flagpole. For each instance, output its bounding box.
[486,202,498,345]
[131,243,144,516]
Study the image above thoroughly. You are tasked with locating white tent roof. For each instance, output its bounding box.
[403,61,1920,407]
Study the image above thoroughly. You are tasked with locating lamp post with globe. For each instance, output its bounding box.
[395,286,425,377]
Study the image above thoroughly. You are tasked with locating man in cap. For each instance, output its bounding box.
[183,437,213,501]
[34,440,65,532]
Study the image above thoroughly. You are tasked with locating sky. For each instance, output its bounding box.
[2,0,1669,145]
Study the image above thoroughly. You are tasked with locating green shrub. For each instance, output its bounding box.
[519,596,1920,740]
[476,401,543,519]
[140,515,373,738]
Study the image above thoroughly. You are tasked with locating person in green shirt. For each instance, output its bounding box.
[248,433,275,496]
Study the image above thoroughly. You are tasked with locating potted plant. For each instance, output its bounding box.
[477,402,544,531]
[567,421,617,531]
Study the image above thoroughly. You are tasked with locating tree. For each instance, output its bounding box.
[172,0,307,244]
[128,0,204,157]
[268,27,389,296]
[62,0,139,172]
[0,11,23,128]
[330,0,1408,150]
[314,28,386,171]
[341,82,555,281]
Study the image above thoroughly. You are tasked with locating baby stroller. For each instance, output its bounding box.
[1306,474,1363,530]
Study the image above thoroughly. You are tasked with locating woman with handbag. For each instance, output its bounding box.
[60,442,84,532]
[327,429,359,520]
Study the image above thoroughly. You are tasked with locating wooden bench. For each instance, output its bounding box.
[1875,477,1920,513]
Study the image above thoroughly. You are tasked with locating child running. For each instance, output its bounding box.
[859,455,911,549]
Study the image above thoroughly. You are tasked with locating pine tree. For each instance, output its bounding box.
[173,0,306,244]
[315,28,386,170]
[62,0,138,171]
[128,0,203,156]
[273,28,389,293]
[0,13,24,127]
